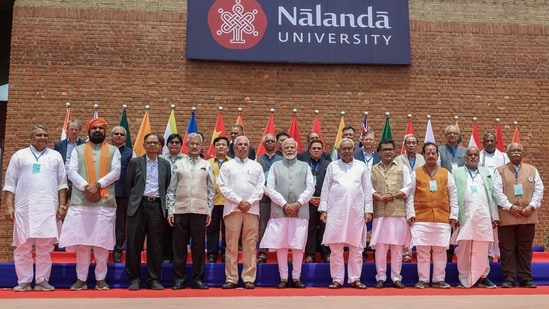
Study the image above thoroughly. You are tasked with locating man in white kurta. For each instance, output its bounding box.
[370,140,412,289]
[260,138,314,288]
[217,135,265,289]
[319,139,372,289]
[59,118,121,291]
[453,146,499,288]
[3,124,68,291]
[478,132,509,261]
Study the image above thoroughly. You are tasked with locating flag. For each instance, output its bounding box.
[468,118,481,148]
[311,112,324,143]
[455,116,463,145]
[512,122,521,143]
[424,116,436,144]
[235,110,243,126]
[134,109,152,156]
[163,108,179,154]
[207,109,227,158]
[358,112,369,148]
[288,112,303,153]
[256,111,276,157]
[401,115,414,154]
[381,114,393,141]
[181,110,198,154]
[119,106,132,148]
[495,119,505,152]
[331,114,345,160]
[60,103,71,140]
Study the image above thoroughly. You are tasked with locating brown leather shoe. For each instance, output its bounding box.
[221,282,237,289]
[328,281,342,289]
[351,280,367,289]
[277,281,288,289]
[292,280,306,288]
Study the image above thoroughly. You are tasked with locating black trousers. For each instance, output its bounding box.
[114,196,129,253]
[173,213,207,283]
[305,204,330,259]
[125,199,165,285]
[498,224,535,283]
[206,206,225,257]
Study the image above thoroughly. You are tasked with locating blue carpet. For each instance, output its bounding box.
[1,261,548,288]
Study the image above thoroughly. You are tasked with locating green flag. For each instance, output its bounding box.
[119,108,132,148]
[381,116,393,141]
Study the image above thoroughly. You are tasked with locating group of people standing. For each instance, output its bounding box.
[2,119,543,291]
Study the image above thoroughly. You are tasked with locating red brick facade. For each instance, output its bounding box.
[1,1,548,261]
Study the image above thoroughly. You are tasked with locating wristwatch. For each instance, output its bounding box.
[95,182,101,189]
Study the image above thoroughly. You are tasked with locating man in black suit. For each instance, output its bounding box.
[298,139,331,263]
[54,119,85,164]
[124,133,172,290]
[228,125,256,159]
[297,131,332,162]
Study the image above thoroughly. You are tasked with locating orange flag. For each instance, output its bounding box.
[401,114,414,154]
[512,122,521,143]
[311,111,324,143]
[235,109,243,126]
[207,109,227,158]
[256,111,276,157]
[60,103,71,140]
[495,119,505,152]
[134,108,152,156]
[288,111,303,153]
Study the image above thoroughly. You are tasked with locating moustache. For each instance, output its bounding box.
[512,153,522,157]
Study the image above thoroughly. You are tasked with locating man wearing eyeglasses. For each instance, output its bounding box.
[111,126,135,263]
[125,133,172,290]
[370,139,412,289]
[256,133,282,263]
[492,142,544,288]
[439,124,466,262]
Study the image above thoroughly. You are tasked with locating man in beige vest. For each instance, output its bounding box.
[492,142,543,288]
[370,139,411,289]
[166,133,214,290]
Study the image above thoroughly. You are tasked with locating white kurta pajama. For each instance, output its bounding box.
[59,146,121,282]
[3,146,68,284]
[453,174,494,288]
[319,159,373,284]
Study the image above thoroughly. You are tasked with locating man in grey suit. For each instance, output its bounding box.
[125,133,172,291]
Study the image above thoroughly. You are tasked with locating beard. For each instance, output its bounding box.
[89,132,106,144]
[284,153,296,161]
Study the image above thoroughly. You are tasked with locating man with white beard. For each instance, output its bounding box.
[260,138,314,288]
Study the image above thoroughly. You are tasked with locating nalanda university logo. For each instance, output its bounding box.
[208,0,267,49]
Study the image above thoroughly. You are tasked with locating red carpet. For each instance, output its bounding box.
[2,285,549,299]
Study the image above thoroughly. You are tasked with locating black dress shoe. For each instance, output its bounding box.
[243,281,255,289]
[393,280,405,289]
[207,255,217,263]
[128,281,140,291]
[148,281,164,290]
[501,280,515,288]
[191,280,209,290]
[520,279,537,288]
[113,251,122,263]
[374,280,385,289]
[292,280,306,288]
[256,254,268,264]
[172,280,186,290]
[221,282,238,289]
[277,280,288,289]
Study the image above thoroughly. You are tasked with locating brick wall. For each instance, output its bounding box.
[1,0,548,261]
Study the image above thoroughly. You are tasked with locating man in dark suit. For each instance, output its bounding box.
[228,124,256,159]
[124,133,172,290]
[297,131,332,162]
[353,130,381,170]
[54,119,85,164]
[353,130,380,261]
[298,139,331,263]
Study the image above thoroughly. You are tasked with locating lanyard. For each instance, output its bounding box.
[263,154,276,169]
[422,166,439,179]
[467,168,479,181]
[309,158,321,175]
[407,156,416,169]
[30,147,47,162]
